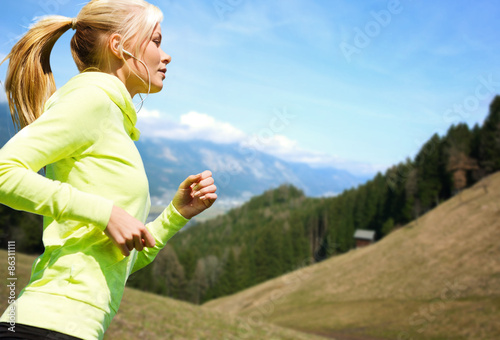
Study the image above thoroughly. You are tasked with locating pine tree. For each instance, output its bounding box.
[416,134,445,211]
[479,96,500,173]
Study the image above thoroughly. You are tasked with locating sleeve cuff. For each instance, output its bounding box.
[145,202,190,246]
[165,202,190,230]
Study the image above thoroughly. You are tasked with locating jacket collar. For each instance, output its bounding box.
[72,72,141,141]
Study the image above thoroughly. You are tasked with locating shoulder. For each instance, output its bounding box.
[45,83,111,113]
[40,72,134,136]
[44,72,132,117]
[36,84,116,138]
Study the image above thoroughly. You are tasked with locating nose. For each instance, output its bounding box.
[161,49,171,65]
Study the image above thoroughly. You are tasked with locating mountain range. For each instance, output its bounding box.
[135,137,366,204]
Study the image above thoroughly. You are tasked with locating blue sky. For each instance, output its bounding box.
[1,0,499,176]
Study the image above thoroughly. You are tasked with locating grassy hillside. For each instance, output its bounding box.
[0,250,329,340]
[204,172,500,339]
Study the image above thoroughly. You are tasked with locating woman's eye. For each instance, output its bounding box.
[154,40,161,46]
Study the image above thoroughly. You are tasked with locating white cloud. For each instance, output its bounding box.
[136,109,382,176]
[138,110,246,144]
[179,111,247,143]
[138,107,161,118]
[242,134,387,176]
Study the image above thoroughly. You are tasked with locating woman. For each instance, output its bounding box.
[0,0,217,339]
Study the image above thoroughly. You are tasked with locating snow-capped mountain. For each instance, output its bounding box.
[136,137,366,204]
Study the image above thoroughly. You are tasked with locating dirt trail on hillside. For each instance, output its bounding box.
[301,329,388,340]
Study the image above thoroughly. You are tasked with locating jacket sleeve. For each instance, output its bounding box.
[130,202,189,274]
[0,86,115,230]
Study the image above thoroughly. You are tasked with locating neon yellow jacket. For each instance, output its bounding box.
[0,72,188,339]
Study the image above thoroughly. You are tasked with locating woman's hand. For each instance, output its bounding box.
[104,205,156,257]
[173,170,217,220]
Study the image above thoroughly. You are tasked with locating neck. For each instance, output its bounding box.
[102,57,140,98]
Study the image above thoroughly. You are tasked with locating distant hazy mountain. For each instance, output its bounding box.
[0,104,366,206]
[136,137,366,203]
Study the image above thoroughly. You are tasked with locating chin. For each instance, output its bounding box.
[150,83,164,93]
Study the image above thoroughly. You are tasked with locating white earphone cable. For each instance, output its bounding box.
[122,49,151,113]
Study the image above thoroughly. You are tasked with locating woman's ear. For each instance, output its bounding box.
[108,33,124,59]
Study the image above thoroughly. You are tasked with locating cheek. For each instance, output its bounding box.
[146,46,161,65]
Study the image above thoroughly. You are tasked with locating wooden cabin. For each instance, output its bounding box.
[354,229,376,248]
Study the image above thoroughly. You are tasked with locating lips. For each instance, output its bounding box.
[159,68,167,77]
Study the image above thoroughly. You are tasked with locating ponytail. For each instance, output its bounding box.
[2,0,163,131]
[1,16,73,130]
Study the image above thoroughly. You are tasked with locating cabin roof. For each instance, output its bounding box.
[354,229,376,241]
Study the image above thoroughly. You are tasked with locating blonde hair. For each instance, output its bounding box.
[1,0,163,130]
